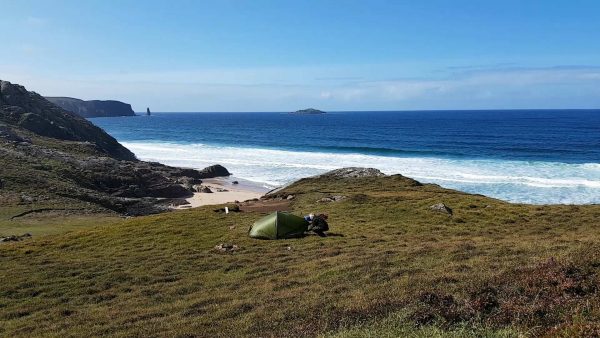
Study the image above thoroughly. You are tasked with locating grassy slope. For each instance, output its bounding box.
[0,175,599,337]
[0,127,116,210]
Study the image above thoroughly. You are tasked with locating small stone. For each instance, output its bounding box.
[430,203,453,215]
[200,186,213,193]
[317,195,346,203]
[214,243,239,253]
[286,195,295,200]
[20,194,35,203]
[0,233,32,243]
[232,181,239,185]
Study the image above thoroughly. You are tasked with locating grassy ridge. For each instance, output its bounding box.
[1,174,599,337]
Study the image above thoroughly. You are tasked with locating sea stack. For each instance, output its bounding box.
[146,107,151,116]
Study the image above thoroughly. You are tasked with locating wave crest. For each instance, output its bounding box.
[122,141,600,205]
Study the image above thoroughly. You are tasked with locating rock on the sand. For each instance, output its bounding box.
[197,164,231,178]
[200,186,213,193]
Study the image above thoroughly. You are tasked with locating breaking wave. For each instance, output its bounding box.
[122,141,600,205]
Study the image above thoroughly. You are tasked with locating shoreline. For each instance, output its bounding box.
[118,141,600,205]
[176,176,268,209]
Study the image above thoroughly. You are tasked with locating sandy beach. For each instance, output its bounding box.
[176,177,268,209]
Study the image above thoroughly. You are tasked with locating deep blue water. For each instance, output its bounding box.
[91,110,600,204]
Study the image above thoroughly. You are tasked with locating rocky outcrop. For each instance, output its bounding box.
[0,80,234,216]
[46,97,136,118]
[1,233,32,243]
[315,167,386,179]
[0,80,136,161]
[317,195,347,203]
[0,131,208,214]
[197,164,231,178]
[266,167,387,197]
[199,186,213,193]
[430,203,453,215]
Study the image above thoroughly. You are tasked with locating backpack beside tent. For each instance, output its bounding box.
[249,211,308,239]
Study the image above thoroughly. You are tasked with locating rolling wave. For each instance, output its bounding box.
[304,145,467,158]
[122,141,600,205]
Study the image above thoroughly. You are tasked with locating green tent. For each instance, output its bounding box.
[249,211,309,239]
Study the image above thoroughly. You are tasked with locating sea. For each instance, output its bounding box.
[90,110,600,205]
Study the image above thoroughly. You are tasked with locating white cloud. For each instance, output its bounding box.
[24,16,46,27]
[18,43,41,55]
[2,65,600,111]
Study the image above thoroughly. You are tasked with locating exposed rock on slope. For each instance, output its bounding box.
[266,167,421,197]
[0,80,136,161]
[46,97,136,118]
[430,203,453,215]
[315,167,386,179]
[0,124,199,215]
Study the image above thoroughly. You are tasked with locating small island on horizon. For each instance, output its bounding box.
[290,108,326,115]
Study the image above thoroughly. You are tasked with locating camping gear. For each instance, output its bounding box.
[308,214,329,237]
[310,215,329,233]
[249,211,309,239]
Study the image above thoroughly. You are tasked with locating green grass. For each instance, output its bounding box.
[0,207,121,237]
[0,174,599,337]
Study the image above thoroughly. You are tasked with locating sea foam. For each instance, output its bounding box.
[123,141,600,205]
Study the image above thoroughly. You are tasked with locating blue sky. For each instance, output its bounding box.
[1,0,600,111]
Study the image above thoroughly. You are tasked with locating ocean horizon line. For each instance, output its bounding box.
[119,108,600,114]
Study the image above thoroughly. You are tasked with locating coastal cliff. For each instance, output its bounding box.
[0,80,228,215]
[1,81,136,161]
[46,96,136,118]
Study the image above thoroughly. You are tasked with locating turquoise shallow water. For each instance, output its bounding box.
[91,110,600,204]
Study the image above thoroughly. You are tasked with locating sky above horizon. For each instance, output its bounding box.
[1,0,600,112]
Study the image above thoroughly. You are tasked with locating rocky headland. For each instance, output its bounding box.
[46,96,136,118]
[0,80,229,215]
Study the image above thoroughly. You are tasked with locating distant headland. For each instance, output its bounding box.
[46,97,136,118]
[290,108,326,115]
